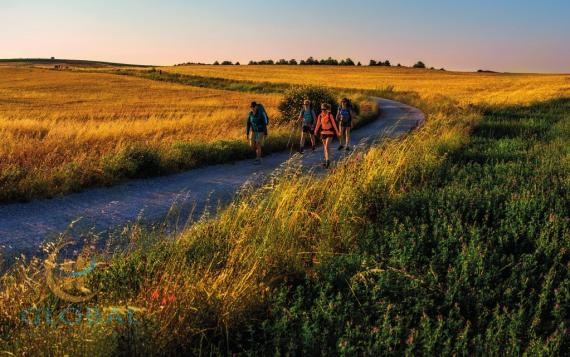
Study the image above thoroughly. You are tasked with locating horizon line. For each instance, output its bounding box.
[2,57,569,75]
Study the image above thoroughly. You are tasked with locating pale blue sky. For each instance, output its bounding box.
[1,0,569,72]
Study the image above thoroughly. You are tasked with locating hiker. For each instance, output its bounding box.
[337,98,353,151]
[298,99,317,153]
[246,101,269,164]
[314,103,340,168]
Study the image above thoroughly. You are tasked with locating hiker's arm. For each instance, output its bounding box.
[246,117,251,137]
[331,115,340,136]
[314,116,321,136]
[262,111,269,126]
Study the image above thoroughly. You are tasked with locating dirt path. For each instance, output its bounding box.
[0,98,424,256]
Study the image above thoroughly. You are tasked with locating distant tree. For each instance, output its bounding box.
[343,58,355,66]
[235,62,240,65]
[51,57,55,60]
[369,59,377,66]
[213,61,220,65]
[440,68,446,71]
[221,60,233,65]
[429,66,435,70]
[383,60,391,67]
[413,61,426,69]
[306,57,318,65]
[289,59,298,65]
[300,59,306,65]
[357,61,362,66]
[277,59,288,65]
[397,63,402,67]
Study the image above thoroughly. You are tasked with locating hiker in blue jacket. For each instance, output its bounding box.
[298,99,317,153]
[337,98,354,151]
[246,102,269,164]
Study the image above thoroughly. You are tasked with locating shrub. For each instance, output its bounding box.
[103,145,163,179]
[278,86,338,123]
[413,61,426,69]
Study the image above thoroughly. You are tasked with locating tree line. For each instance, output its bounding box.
[175,57,443,70]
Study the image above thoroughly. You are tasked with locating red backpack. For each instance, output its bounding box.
[319,112,334,130]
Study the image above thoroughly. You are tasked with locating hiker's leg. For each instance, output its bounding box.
[310,134,316,148]
[323,137,330,161]
[345,128,351,147]
[256,142,262,159]
[300,131,305,149]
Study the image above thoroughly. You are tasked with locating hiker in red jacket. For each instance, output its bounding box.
[314,103,340,168]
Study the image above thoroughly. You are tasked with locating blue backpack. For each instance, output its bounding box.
[339,107,352,125]
[257,104,269,126]
[249,111,267,132]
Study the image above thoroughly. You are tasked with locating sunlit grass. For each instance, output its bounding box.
[0,67,282,201]
[165,65,570,105]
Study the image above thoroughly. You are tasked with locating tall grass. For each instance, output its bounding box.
[0,67,379,202]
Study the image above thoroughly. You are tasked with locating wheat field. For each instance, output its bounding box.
[0,66,281,201]
[165,65,570,105]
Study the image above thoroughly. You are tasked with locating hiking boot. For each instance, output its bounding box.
[345,146,351,151]
[338,145,344,151]
[324,160,331,168]
[299,147,304,154]
[311,146,316,152]
[254,158,262,165]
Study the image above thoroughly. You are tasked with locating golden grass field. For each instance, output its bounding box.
[0,66,281,200]
[165,65,570,105]
[1,64,569,202]
[1,63,569,354]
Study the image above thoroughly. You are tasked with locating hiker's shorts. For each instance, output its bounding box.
[302,125,314,134]
[252,131,265,145]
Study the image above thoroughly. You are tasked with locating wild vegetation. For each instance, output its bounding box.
[0,64,568,355]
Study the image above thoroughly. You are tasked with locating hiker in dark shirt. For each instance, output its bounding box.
[246,101,269,164]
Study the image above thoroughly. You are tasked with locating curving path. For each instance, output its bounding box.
[0,98,425,257]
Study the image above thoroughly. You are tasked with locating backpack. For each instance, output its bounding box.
[249,111,267,132]
[257,104,269,126]
[339,107,352,125]
[301,108,316,126]
[320,112,334,131]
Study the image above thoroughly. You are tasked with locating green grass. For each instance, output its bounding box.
[111,68,291,94]
[228,98,570,355]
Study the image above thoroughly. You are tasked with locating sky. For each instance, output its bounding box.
[1,0,569,73]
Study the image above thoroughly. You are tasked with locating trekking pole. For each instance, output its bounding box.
[286,120,297,155]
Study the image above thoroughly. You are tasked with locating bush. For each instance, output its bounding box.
[278,86,338,123]
[104,145,163,179]
[413,61,426,69]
